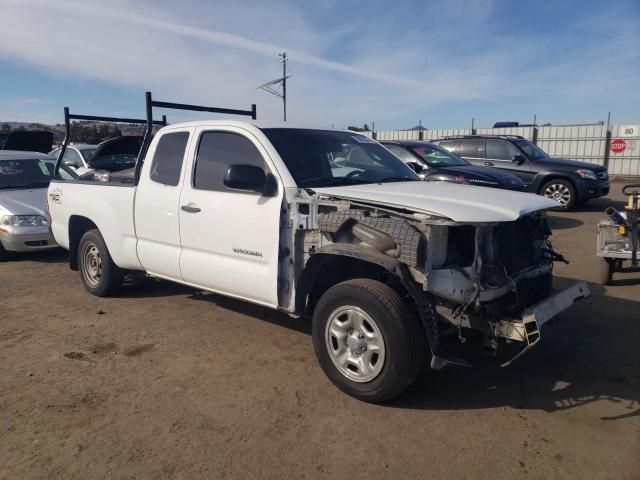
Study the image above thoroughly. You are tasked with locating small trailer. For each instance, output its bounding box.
[597,184,640,285]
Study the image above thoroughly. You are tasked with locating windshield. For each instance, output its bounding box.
[80,148,97,161]
[0,159,63,189]
[261,129,418,188]
[410,144,468,167]
[514,139,549,160]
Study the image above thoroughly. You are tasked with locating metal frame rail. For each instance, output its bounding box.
[54,107,167,176]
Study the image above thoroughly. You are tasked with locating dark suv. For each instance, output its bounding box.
[432,135,609,209]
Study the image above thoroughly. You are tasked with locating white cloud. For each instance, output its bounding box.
[0,0,638,128]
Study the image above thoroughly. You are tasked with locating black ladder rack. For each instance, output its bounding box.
[135,91,257,183]
[54,107,167,176]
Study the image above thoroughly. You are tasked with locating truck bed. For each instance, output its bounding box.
[48,180,143,270]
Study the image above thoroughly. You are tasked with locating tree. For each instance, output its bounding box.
[69,122,122,143]
[347,124,371,132]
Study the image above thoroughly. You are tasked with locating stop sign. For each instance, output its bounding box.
[611,138,626,154]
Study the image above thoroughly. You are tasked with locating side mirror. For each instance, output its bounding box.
[512,154,526,165]
[224,164,277,196]
[407,162,426,173]
[63,158,79,168]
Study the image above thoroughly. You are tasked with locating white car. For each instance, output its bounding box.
[50,143,97,175]
[47,121,589,402]
[0,151,75,260]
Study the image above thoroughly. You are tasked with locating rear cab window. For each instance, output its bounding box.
[149,131,190,186]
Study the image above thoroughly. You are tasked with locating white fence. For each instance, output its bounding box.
[366,124,640,176]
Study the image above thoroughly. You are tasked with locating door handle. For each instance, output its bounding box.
[181,205,201,213]
[484,161,494,166]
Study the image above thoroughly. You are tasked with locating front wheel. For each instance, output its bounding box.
[541,179,576,210]
[78,229,124,297]
[312,279,426,403]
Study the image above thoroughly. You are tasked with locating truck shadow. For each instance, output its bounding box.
[393,277,640,417]
[118,274,639,417]
[546,215,583,230]
[187,290,312,335]
[119,276,198,299]
[4,247,68,264]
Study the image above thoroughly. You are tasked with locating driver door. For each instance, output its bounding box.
[484,139,534,184]
[178,127,283,307]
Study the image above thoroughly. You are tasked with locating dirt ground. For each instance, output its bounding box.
[1,183,639,480]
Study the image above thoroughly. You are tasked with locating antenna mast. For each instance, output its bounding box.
[257,52,290,121]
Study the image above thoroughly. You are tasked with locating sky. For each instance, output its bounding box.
[0,0,639,130]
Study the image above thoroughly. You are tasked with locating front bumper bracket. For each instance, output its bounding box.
[496,281,590,366]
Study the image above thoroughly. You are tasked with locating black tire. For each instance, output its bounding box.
[598,258,615,286]
[540,178,576,210]
[0,242,9,262]
[77,229,124,297]
[312,279,426,403]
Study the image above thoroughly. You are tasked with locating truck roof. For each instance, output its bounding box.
[158,120,353,133]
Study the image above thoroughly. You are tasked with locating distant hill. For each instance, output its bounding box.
[1,121,149,145]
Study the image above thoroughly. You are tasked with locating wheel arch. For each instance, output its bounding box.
[533,172,576,195]
[68,215,98,270]
[295,246,405,315]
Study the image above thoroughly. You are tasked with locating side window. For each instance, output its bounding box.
[437,140,461,154]
[63,149,82,166]
[459,139,484,158]
[194,131,265,192]
[486,140,520,161]
[149,131,189,186]
[384,145,418,163]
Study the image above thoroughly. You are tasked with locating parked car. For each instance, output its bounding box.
[432,135,609,209]
[50,143,98,175]
[1,130,54,153]
[48,122,589,403]
[0,151,76,260]
[381,140,525,191]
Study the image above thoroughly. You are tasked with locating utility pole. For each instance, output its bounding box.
[281,52,287,122]
[257,52,290,122]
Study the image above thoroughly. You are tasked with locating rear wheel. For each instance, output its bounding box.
[541,179,576,210]
[312,279,426,403]
[78,229,124,296]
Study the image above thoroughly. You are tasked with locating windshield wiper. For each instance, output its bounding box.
[303,177,370,188]
[375,176,416,183]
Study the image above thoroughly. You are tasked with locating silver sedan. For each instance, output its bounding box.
[0,151,76,260]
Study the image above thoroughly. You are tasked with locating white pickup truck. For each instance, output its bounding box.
[48,118,589,402]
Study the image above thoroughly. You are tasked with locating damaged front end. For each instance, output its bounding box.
[281,190,589,369]
[423,215,589,367]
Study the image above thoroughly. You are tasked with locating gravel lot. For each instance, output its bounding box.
[1,183,639,480]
